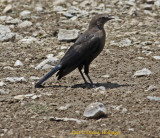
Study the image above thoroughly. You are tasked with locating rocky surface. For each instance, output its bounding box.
[0,0,160,137]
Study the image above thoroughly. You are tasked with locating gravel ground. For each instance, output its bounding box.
[0,0,160,137]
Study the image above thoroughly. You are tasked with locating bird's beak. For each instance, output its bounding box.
[106,14,114,20]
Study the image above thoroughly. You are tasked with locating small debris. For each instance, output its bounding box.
[134,68,152,77]
[20,10,31,19]
[6,77,27,82]
[18,21,32,28]
[153,56,160,60]
[19,37,38,44]
[147,96,160,101]
[58,29,79,42]
[128,128,134,131]
[35,6,43,12]
[0,81,5,87]
[50,117,87,124]
[120,38,132,47]
[3,66,15,70]
[95,86,106,91]
[101,74,110,78]
[14,60,23,66]
[83,102,107,118]
[0,89,6,95]
[14,95,25,100]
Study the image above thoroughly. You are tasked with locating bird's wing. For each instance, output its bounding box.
[60,32,100,66]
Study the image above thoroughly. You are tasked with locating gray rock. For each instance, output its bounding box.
[53,6,66,12]
[95,86,106,91]
[3,66,15,70]
[153,56,160,60]
[58,29,79,41]
[0,24,15,42]
[35,57,59,70]
[134,68,152,77]
[18,21,32,28]
[0,89,6,95]
[6,77,27,82]
[20,10,31,19]
[14,60,23,66]
[63,12,73,18]
[155,0,160,8]
[120,38,132,47]
[59,104,72,111]
[3,4,12,13]
[0,81,5,86]
[83,102,107,118]
[42,64,53,70]
[147,96,160,101]
[35,6,43,12]
[5,18,21,24]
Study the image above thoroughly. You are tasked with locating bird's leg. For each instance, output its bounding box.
[84,65,96,87]
[78,66,88,84]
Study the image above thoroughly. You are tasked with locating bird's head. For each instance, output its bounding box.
[89,14,114,29]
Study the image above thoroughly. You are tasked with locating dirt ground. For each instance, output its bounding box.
[0,0,160,137]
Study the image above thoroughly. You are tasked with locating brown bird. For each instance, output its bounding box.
[35,14,114,88]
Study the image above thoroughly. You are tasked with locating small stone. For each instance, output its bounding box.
[31,95,41,99]
[63,12,73,18]
[14,95,25,100]
[83,102,107,118]
[102,74,110,78]
[0,24,15,42]
[120,38,132,47]
[3,66,15,70]
[46,54,54,58]
[59,104,72,111]
[128,128,134,131]
[60,46,67,50]
[95,86,106,91]
[35,6,43,12]
[29,76,40,80]
[122,108,127,113]
[0,81,5,86]
[5,18,21,24]
[155,0,160,8]
[145,85,157,91]
[147,96,160,101]
[24,94,34,98]
[19,37,38,44]
[0,89,6,95]
[153,56,160,60]
[14,60,23,66]
[6,77,27,82]
[42,64,53,70]
[35,57,59,70]
[3,4,12,13]
[134,68,152,77]
[20,10,31,19]
[18,21,32,28]
[58,29,79,42]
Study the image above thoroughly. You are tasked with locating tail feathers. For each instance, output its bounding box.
[35,64,62,88]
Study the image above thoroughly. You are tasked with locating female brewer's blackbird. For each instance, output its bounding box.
[35,14,114,88]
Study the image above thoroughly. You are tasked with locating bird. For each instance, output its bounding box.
[35,14,114,88]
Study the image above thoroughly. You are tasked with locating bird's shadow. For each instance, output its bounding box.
[44,82,130,89]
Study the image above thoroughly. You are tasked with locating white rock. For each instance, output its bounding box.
[14,60,23,66]
[95,86,106,91]
[29,76,40,80]
[0,89,6,95]
[24,94,34,98]
[5,18,21,24]
[19,37,38,44]
[120,38,132,47]
[3,66,15,70]
[0,81,5,86]
[155,0,160,8]
[83,102,107,118]
[122,108,128,113]
[46,54,54,58]
[35,57,59,70]
[59,104,72,111]
[18,21,32,28]
[3,4,12,13]
[6,77,27,82]
[35,6,43,12]
[147,96,160,101]
[58,29,79,41]
[20,10,31,19]
[42,64,53,69]
[134,68,152,77]
[153,56,160,60]
[31,95,41,99]
[14,95,25,100]
[60,46,67,50]
[0,24,15,42]
[128,128,134,131]
[101,74,110,78]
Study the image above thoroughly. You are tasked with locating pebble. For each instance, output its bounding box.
[46,54,54,58]
[29,76,40,80]
[59,103,72,111]
[14,95,25,100]
[147,96,160,101]
[6,77,27,82]
[42,64,53,70]
[3,4,12,13]
[20,10,31,19]
[153,56,160,60]
[35,6,43,12]
[19,37,38,44]
[14,60,23,66]
[0,24,15,42]
[0,89,6,95]
[95,86,106,91]
[120,38,132,47]
[60,46,67,50]
[35,57,59,70]
[101,74,110,78]
[145,85,157,91]
[83,102,107,118]
[0,81,5,86]
[58,29,79,41]
[134,68,152,77]
[18,21,32,28]
[155,0,160,8]
[3,66,15,70]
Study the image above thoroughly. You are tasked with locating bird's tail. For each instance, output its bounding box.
[35,64,62,88]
